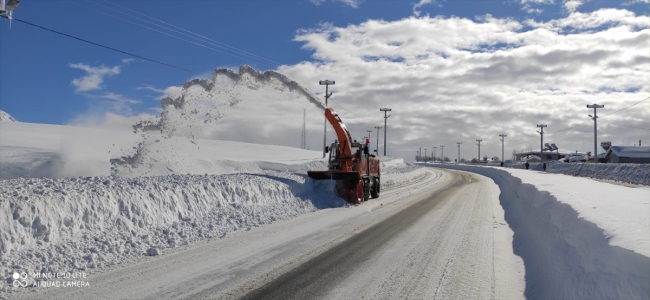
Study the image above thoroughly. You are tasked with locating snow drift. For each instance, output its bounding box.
[434,164,650,299]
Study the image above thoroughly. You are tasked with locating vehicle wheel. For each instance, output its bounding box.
[371,178,380,198]
[363,178,370,202]
[356,180,364,203]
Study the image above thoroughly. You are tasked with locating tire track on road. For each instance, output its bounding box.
[237,172,470,300]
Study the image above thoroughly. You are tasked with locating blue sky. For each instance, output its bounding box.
[0,0,648,160]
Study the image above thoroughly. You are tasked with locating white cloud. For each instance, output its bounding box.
[413,0,436,17]
[69,63,120,93]
[622,0,650,4]
[308,0,361,8]
[276,9,650,161]
[69,112,157,131]
[138,85,183,99]
[122,58,134,64]
[564,0,589,13]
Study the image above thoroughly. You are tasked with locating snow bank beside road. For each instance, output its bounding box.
[0,172,344,287]
[433,164,650,299]
[546,162,650,186]
[503,161,650,186]
[0,156,423,292]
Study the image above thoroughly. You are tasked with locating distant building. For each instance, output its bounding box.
[604,146,650,164]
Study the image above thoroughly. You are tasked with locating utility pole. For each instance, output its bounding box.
[425,148,428,162]
[301,108,306,149]
[366,130,372,143]
[499,134,507,162]
[374,126,382,154]
[536,124,547,162]
[432,147,437,163]
[440,145,444,163]
[476,139,482,161]
[587,104,604,163]
[419,146,422,162]
[456,142,462,163]
[319,80,335,158]
[380,108,392,156]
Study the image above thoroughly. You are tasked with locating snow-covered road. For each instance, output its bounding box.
[12,168,524,300]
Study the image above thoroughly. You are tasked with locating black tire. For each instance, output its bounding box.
[370,178,380,199]
[363,178,370,202]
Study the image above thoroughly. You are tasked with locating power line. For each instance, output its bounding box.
[1,15,194,73]
[101,0,281,68]
[598,121,650,130]
[600,97,650,118]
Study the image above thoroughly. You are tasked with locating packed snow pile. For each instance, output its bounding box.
[546,162,650,186]
[0,172,347,285]
[503,161,650,186]
[434,164,650,299]
[0,110,17,122]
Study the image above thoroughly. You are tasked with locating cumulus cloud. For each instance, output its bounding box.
[564,0,588,13]
[69,63,120,93]
[277,9,649,161]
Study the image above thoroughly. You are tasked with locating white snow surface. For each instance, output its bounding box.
[0,110,17,122]
[0,121,423,289]
[430,163,650,258]
[502,168,650,257]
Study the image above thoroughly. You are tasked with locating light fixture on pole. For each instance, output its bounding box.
[380,108,392,156]
[456,142,462,163]
[374,126,382,154]
[587,104,604,163]
[536,124,547,162]
[440,145,444,163]
[499,134,507,162]
[476,139,482,161]
[319,80,335,158]
[432,146,437,163]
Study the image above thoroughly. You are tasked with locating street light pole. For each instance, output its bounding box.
[425,148,427,163]
[419,146,422,162]
[319,80,335,158]
[476,139,482,161]
[380,108,392,156]
[587,104,604,163]
[536,124,547,162]
[456,142,462,163]
[499,134,507,162]
[367,130,372,143]
[433,147,437,163]
[374,126,382,154]
[440,145,444,163]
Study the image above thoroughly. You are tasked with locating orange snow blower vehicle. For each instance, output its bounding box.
[308,108,381,204]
